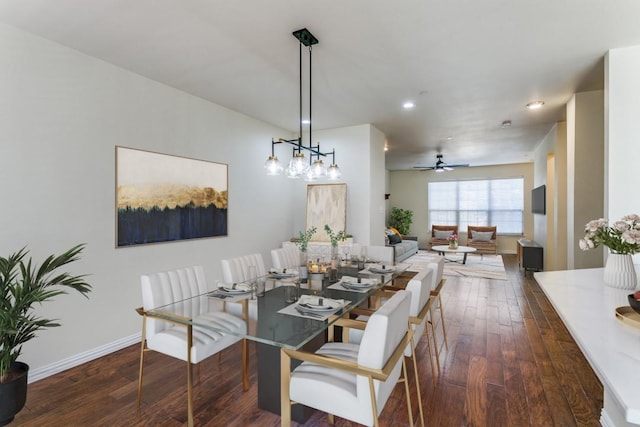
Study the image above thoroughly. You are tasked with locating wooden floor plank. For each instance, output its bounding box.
[14,255,604,426]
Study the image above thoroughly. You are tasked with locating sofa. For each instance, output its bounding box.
[385,229,419,263]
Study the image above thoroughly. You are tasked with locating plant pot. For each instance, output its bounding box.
[603,253,638,290]
[0,362,29,426]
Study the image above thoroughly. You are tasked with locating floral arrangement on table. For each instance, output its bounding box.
[448,233,458,247]
[324,224,346,247]
[579,214,640,254]
[296,226,317,252]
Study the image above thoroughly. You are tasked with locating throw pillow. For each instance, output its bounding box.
[388,233,402,244]
[471,231,494,242]
[384,228,396,236]
[434,230,454,240]
[388,226,402,237]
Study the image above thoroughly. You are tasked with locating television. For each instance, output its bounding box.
[532,185,546,215]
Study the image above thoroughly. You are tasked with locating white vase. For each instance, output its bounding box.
[603,253,637,290]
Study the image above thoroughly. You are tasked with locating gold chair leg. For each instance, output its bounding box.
[401,357,414,427]
[187,325,194,427]
[368,376,380,427]
[423,318,437,382]
[428,306,441,373]
[437,293,449,350]
[328,414,335,424]
[137,316,147,407]
[409,334,425,427]
[280,349,292,427]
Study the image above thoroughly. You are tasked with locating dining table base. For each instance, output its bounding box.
[257,335,325,422]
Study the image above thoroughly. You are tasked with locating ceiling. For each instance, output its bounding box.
[1,1,639,170]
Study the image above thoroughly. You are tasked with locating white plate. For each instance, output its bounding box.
[297,298,342,312]
[339,280,374,288]
[217,285,250,294]
[369,267,394,274]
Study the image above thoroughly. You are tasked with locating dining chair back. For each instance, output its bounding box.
[137,265,248,427]
[282,290,413,427]
[271,246,300,270]
[221,253,267,283]
[363,245,395,263]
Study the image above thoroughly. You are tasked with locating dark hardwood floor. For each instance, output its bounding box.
[14,255,603,426]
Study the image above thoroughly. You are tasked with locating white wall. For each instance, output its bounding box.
[388,163,534,253]
[290,124,386,246]
[1,23,389,380]
[566,91,605,269]
[532,122,568,270]
[0,23,301,375]
[606,45,640,262]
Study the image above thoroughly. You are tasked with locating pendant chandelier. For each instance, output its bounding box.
[264,28,341,181]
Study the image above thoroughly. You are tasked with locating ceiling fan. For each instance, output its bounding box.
[413,154,469,172]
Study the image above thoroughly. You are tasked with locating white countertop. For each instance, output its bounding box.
[535,268,640,424]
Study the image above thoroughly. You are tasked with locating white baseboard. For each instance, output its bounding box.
[28,333,141,384]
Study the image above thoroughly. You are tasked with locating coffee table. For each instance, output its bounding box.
[432,245,477,264]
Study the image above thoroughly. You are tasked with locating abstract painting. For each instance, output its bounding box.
[116,146,227,247]
[306,183,347,242]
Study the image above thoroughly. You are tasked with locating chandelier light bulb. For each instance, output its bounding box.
[327,163,341,181]
[311,159,326,177]
[264,156,283,176]
[286,152,308,178]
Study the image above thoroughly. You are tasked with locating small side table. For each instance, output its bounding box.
[517,238,543,276]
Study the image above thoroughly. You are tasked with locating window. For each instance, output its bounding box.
[428,178,524,234]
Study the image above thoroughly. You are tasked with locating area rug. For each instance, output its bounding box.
[405,250,507,281]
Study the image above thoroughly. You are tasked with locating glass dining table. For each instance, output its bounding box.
[145,261,410,422]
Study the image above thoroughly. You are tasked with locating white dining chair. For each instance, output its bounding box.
[136,265,248,427]
[347,268,436,425]
[220,253,272,326]
[221,252,267,283]
[426,256,448,364]
[363,245,395,264]
[281,290,415,427]
[271,246,300,270]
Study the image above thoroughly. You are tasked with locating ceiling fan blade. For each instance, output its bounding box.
[413,166,435,170]
[445,163,470,168]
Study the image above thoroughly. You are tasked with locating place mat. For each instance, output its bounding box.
[208,283,252,301]
[269,268,299,279]
[363,263,395,274]
[278,295,349,320]
[328,276,378,293]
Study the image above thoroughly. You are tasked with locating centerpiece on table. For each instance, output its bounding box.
[295,226,317,282]
[448,233,458,249]
[579,214,640,289]
[324,225,346,280]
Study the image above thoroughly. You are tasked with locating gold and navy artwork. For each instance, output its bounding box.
[116,146,227,247]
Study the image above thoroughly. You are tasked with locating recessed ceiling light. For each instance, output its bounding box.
[526,100,545,110]
[403,101,415,109]
[501,120,512,128]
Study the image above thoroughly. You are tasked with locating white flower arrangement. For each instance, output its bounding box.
[579,214,640,255]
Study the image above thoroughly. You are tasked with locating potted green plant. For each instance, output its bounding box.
[294,227,317,282]
[295,226,317,253]
[389,207,413,235]
[0,244,91,425]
